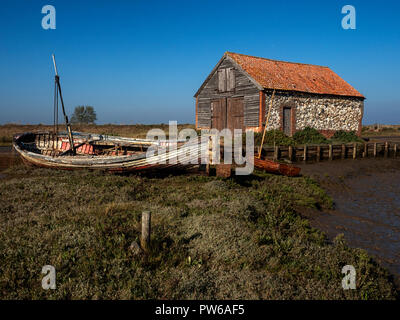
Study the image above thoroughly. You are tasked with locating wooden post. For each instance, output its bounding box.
[257,90,275,158]
[373,143,377,157]
[206,136,212,175]
[328,144,333,161]
[328,144,333,160]
[141,211,151,251]
[316,146,321,162]
[363,143,367,158]
[341,144,346,159]
[288,145,293,162]
[303,145,307,161]
[274,146,279,161]
[384,142,389,158]
[394,144,397,158]
[352,143,357,159]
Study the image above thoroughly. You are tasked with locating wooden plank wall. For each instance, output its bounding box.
[197,57,259,128]
[258,141,399,162]
[244,94,259,127]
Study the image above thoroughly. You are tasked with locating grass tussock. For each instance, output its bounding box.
[0,166,397,299]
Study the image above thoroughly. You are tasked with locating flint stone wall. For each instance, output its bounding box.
[264,91,363,132]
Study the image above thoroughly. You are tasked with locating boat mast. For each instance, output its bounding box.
[52,54,76,155]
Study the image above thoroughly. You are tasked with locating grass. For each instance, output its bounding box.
[0,165,397,299]
[0,123,196,143]
[362,124,400,137]
[293,127,329,145]
[2,123,398,148]
[331,130,364,143]
[0,136,13,147]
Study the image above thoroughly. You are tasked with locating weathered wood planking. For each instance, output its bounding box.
[196,57,259,129]
[258,142,398,162]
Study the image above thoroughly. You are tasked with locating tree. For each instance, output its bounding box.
[71,106,97,124]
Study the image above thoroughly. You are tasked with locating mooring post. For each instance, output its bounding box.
[303,145,307,162]
[274,146,279,161]
[384,142,389,158]
[141,211,151,251]
[328,144,333,161]
[316,146,321,162]
[373,143,377,157]
[206,135,212,175]
[341,144,346,159]
[353,143,357,159]
[288,145,293,162]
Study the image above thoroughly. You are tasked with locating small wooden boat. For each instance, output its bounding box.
[253,157,301,177]
[13,131,205,172]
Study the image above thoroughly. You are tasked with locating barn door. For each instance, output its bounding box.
[283,107,292,136]
[227,97,244,132]
[211,98,227,131]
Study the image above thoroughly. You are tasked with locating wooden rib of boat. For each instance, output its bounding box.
[253,157,301,177]
[13,131,206,172]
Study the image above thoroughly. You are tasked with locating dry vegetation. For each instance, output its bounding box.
[0,123,196,146]
[2,123,400,147]
[0,123,399,299]
[0,164,397,299]
[362,124,400,136]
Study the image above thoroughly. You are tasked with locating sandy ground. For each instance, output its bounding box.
[299,158,400,287]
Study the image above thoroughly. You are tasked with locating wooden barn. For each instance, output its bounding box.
[194,52,365,137]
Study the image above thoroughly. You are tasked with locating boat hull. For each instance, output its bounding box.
[253,157,301,177]
[13,131,205,172]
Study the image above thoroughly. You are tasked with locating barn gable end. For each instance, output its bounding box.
[195,56,261,129]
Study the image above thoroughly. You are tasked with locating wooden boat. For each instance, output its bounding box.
[10,56,207,173]
[13,131,206,172]
[253,157,301,177]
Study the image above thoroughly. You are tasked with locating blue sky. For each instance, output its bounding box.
[0,0,399,124]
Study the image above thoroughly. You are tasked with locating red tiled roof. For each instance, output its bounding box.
[226,52,364,98]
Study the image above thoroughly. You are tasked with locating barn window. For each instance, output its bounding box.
[227,68,235,91]
[218,68,235,92]
[218,69,226,92]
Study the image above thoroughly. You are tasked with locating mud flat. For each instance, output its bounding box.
[299,158,400,287]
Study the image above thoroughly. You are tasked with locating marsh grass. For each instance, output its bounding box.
[362,124,400,136]
[0,124,196,142]
[0,166,397,299]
